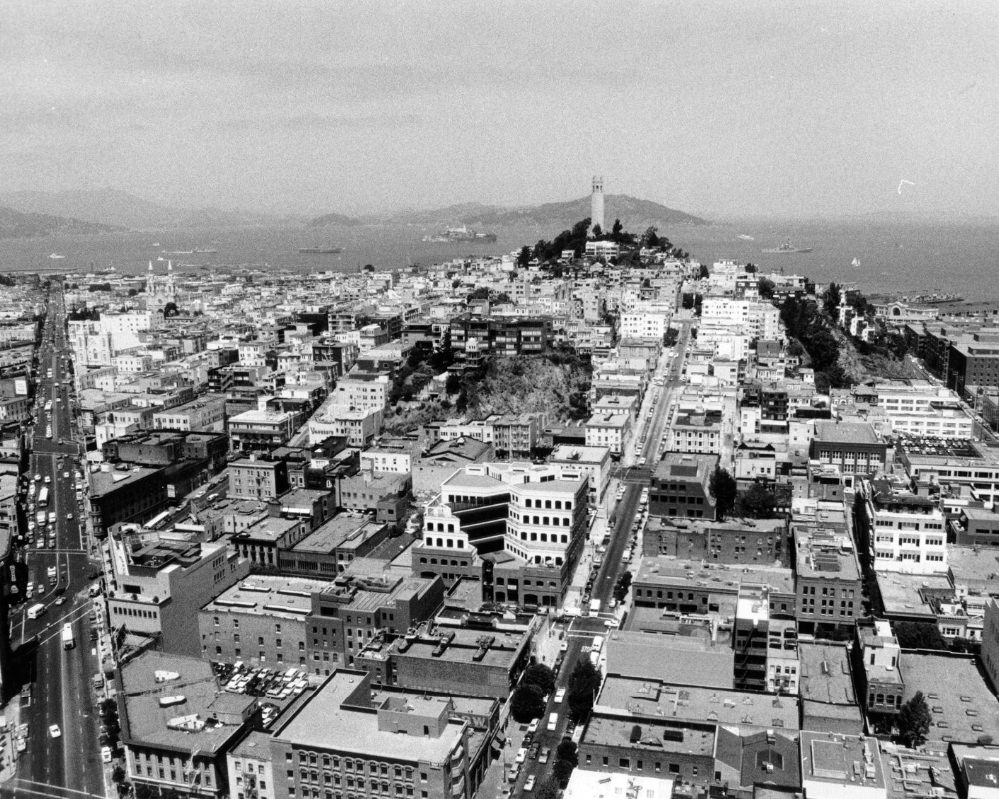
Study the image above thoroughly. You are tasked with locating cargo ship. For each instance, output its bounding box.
[298,246,343,254]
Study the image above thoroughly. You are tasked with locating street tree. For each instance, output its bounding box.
[510,684,545,723]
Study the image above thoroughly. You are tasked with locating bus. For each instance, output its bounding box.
[37,486,49,509]
[61,624,75,650]
[27,603,46,620]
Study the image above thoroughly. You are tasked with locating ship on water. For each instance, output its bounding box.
[298,246,343,254]
[422,225,497,244]
[763,239,813,254]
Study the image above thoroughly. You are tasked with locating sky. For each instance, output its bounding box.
[2,0,997,219]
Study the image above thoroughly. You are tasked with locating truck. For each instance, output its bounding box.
[35,510,46,527]
[589,599,602,617]
[546,712,559,732]
[27,603,46,620]
[37,486,49,508]
[61,623,75,650]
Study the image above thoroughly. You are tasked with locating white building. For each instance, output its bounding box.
[584,412,632,457]
[862,480,948,574]
[332,374,389,413]
[619,309,671,340]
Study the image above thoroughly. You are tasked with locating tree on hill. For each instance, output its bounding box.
[823,282,842,317]
[710,467,738,520]
[517,245,532,267]
[898,691,932,748]
[698,264,710,279]
[510,684,545,723]
[522,663,556,696]
[758,277,776,299]
[591,224,603,238]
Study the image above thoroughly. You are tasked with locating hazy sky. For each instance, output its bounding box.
[2,1,997,219]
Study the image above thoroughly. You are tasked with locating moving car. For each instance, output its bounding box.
[524,776,536,792]
[49,724,61,738]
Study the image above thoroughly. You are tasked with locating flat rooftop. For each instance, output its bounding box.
[273,670,465,762]
[814,420,880,445]
[583,713,715,757]
[204,576,329,620]
[635,555,795,595]
[596,676,798,732]
[119,650,253,755]
[800,731,886,788]
[797,643,857,707]
[899,654,999,745]
[875,571,947,620]
[605,631,734,690]
[89,464,160,496]
[291,513,382,554]
[236,515,301,543]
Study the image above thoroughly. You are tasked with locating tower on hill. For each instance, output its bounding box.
[590,176,605,234]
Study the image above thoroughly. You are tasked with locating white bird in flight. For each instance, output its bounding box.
[897,179,916,195]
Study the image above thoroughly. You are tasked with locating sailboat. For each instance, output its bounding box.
[851,257,861,268]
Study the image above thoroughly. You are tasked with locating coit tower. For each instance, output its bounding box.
[590,176,605,233]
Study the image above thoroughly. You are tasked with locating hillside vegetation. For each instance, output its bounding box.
[460,352,591,423]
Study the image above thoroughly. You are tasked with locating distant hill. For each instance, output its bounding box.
[0,188,301,230]
[308,211,360,227]
[359,195,708,228]
[0,205,124,238]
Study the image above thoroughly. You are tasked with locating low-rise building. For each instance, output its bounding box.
[88,464,169,538]
[305,573,445,671]
[278,513,390,578]
[118,651,256,799]
[648,453,719,521]
[356,618,536,700]
[810,420,887,477]
[228,456,290,501]
[800,731,887,799]
[199,575,330,667]
[793,515,862,636]
[269,669,481,799]
[860,478,948,575]
[228,409,297,451]
[107,533,249,657]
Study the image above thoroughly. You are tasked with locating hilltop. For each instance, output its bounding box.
[0,205,124,238]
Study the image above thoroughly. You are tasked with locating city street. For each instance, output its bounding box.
[503,322,692,796]
[2,282,107,799]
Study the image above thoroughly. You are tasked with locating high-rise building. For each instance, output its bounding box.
[590,175,604,233]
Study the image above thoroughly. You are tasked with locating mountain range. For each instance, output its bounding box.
[313,194,708,228]
[0,188,301,232]
[0,205,124,238]
[0,188,709,238]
